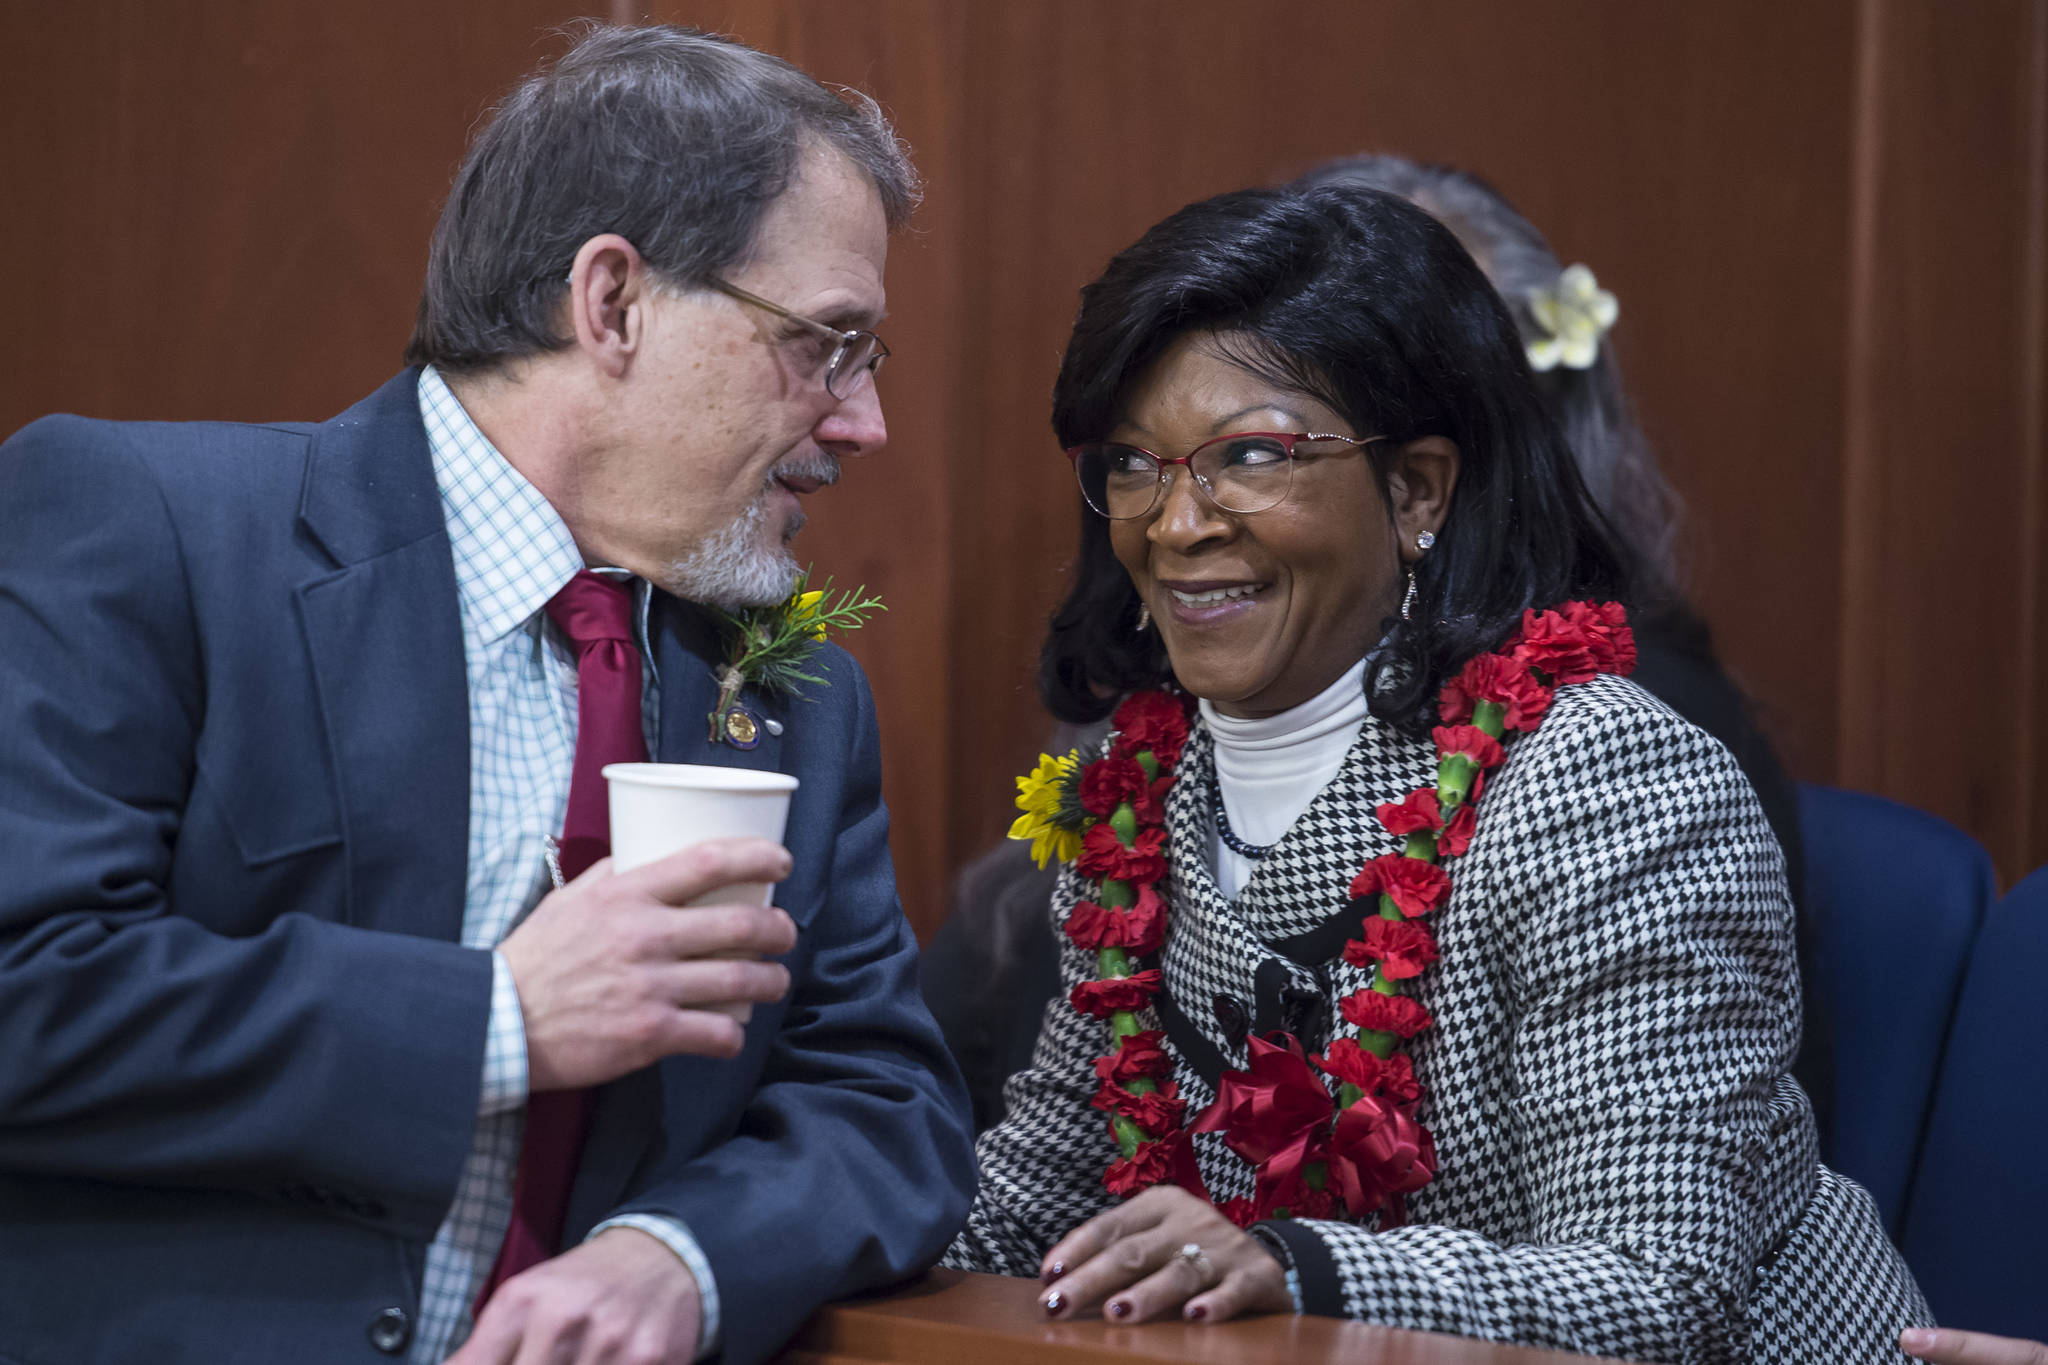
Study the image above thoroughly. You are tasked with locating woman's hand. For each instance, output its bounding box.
[1902,1328,2048,1365]
[1038,1185,1294,1324]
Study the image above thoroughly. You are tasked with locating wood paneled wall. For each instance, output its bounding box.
[5,2,2042,939]
[1837,0,2048,881]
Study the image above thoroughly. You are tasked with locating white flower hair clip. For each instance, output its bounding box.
[1525,263,1618,371]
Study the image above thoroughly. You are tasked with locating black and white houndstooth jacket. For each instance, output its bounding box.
[945,674,1931,1363]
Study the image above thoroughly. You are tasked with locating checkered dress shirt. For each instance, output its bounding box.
[409,366,719,1362]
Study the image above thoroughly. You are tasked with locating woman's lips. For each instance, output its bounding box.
[1159,579,1266,625]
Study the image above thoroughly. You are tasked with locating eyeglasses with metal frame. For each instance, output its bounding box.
[708,277,890,400]
[1065,430,1391,520]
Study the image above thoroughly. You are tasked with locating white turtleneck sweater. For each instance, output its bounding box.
[1200,656,1371,899]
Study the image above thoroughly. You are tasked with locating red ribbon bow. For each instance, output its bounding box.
[1190,1033,1436,1225]
[1323,1091,1437,1227]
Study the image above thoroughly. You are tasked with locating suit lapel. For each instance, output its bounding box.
[292,372,469,943]
[650,596,787,773]
[1233,717,1439,942]
[1155,715,1441,1088]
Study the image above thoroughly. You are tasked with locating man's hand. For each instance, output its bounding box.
[449,1227,702,1365]
[1903,1328,2048,1365]
[501,837,798,1091]
[1038,1185,1293,1324]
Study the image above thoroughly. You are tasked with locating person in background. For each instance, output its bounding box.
[0,26,972,1365]
[1904,1329,2048,1364]
[923,718,1107,1134]
[1300,153,1825,1136]
[924,152,1828,1145]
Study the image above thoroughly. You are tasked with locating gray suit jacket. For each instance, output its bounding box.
[0,372,974,1365]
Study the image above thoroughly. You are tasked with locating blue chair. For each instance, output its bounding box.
[1797,784,1995,1239]
[1902,866,2048,1337]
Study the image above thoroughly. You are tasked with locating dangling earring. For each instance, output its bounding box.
[1401,530,1434,623]
[1135,602,1152,634]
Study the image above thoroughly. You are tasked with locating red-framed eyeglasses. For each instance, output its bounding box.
[1064,430,1388,519]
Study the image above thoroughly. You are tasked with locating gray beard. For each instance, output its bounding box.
[660,453,837,609]
[661,496,803,609]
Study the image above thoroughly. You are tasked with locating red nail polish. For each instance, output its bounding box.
[1046,1260,1065,1279]
[1042,1291,1064,1316]
[1185,1303,1208,1322]
[1108,1300,1131,1320]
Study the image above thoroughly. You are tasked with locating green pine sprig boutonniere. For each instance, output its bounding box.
[706,570,884,747]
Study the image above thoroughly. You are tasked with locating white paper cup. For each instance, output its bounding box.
[602,762,799,906]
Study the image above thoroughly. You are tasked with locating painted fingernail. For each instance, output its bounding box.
[1042,1291,1064,1316]
[1108,1300,1131,1320]
[1185,1303,1208,1321]
[1045,1260,1065,1280]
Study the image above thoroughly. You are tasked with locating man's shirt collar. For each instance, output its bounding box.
[418,365,586,644]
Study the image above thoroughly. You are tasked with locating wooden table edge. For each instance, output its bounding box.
[779,1268,1638,1364]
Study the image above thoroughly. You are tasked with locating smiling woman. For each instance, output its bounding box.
[943,184,1930,1363]
[1038,187,1631,742]
[1089,337,1451,718]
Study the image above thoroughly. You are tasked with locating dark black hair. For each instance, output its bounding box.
[1039,184,1638,735]
[404,24,918,373]
[1301,154,1682,591]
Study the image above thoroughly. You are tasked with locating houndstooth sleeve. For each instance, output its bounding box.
[1256,697,1814,1365]
[940,859,1122,1276]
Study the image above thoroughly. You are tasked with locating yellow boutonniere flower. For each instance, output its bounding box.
[788,589,829,641]
[704,570,883,744]
[1010,750,1085,869]
[1526,264,1618,372]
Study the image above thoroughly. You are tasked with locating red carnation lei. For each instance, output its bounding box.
[1058,602,1635,1225]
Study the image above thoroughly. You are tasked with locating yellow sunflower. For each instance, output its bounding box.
[1009,751,1084,868]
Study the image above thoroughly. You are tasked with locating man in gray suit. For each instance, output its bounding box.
[0,26,972,1365]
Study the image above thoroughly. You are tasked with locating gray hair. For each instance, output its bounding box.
[1299,155,1682,588]
[404,24,920,373]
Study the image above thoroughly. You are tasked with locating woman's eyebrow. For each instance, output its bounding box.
[1206,402,1308,432]
[1112,402,1311,442]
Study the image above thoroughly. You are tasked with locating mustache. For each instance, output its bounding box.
[764,452,842,491]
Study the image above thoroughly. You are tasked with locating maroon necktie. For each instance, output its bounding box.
[476,571,648,1311]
